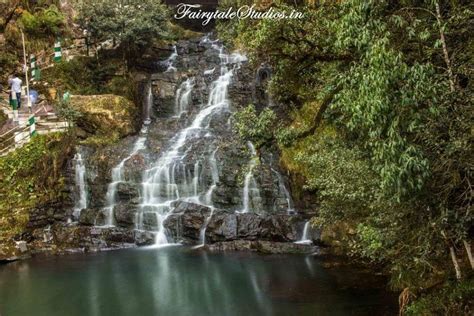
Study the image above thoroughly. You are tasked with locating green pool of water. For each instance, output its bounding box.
[0,246,396,315]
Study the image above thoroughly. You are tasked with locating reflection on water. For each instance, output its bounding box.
[0,247,396,316]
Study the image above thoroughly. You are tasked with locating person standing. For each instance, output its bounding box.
[8,73,22,109]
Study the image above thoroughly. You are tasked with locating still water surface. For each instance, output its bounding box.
[0,247,396,315]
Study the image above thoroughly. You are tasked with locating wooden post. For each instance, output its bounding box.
[21,30,31,112]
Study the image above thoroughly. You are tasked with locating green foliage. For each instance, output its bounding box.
[54,96,82,125]
[293,126,378,221]
[18,5,65,36]
[356,224,384,262]
[0,133,73,240]
[405,278,474,315]
[332,39,439,200]
[223,1,473,310]
[78,0,170,50]
[233,104,277,149]
[41,57,133,97]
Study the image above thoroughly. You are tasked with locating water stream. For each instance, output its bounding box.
[72,153,87,220]
[296,221,313,244]
[163,45,178,72]
[239,142,261,213]
[101,137,147,226]
[139,44,245,245]
[175,77,194,115]
[271,168,295,214]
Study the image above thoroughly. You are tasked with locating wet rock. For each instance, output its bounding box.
[207,212,238,241]
[206,240,317,254]
[79,208,102,226]
[134,230,155,246]
[114,204,138,227]
[142,212,158,230]
[116,182,140,201]
[164,201,212,243]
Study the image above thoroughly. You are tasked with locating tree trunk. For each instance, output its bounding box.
[449,246,462,280]
[435,1,456,92]
[463,240,474,270]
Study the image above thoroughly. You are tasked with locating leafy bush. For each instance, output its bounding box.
[405,279,474,315]
[233,104,277,149]
[42,57,121,95]
[18,5,65,36]
[78,0,170,56]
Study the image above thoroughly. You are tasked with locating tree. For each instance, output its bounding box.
[233,105,277,150]
[78,0,170,62]
[220,0,473,312]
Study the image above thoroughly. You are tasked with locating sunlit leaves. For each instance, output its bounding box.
[233,104,277,149]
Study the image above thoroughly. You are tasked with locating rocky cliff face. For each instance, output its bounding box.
[10,35,318,258]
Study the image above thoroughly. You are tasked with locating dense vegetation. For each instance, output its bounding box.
[224,0,473,313]
[0,133,74,242]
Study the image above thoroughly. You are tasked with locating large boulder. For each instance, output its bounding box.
[116,182,140,201]
[164,201,211,243]
[162,201,304,245]
[206,212,238,241]
[114,203,138,228]
[78,208,103,226]
[70,94,138,141]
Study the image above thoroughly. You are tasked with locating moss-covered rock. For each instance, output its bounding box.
[0,133,74,246]
[70,94,138,145]
[318,220,357,256]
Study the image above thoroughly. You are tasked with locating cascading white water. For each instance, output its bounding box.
[196,207,214,247]
[163,46,178,72]
[139,44,245,246]
[239,142,261,213]
[195,147,220,247]
[143,82,153,126]
[72,153,87,220]
[271,168,295,214]
[295,221,312,244]
[101,137,147,226]
[175,78,194,115]
[204,68,215,75]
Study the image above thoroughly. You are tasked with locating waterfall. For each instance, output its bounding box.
[163,46,178,72]
[72,153,87,220]
[143,82,153,125]
[271,168,295,214]
[175,78,194,115]
[197,147,220,247]
[239,142,261,213]
[101,137,147,226]
[295,221,312,244]
[139,43,245,246]
[195,207,214,248]
[204,68,215,75]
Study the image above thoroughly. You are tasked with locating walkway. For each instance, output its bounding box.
[0,93,69,156]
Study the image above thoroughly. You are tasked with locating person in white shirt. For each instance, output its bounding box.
[8,73,23,109]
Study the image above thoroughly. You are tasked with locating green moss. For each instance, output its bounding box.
[167,23,203,41]
[70,94,137,145]
[80,132,120,147]
[18,5,65,37]
[0,133,74,242]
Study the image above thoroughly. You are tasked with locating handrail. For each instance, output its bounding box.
[0,124,68,156]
